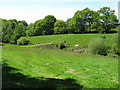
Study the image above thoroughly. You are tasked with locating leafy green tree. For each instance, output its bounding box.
[34,20,44,35]
[10,22,27,44]
[43,15,56,35]
[9,19,18,29]
[90,11,101,32]
[72,10,85,33]
[10,35,19,44]
[70,8,95,33]
[98,7,119,33]
[85,9,95,32]
[2,19,8,42]
[1,19,28,44]
[18,20,28,26]
[66,18,76,34]
[2,19,18,42]
[26,19,45,36]
[26,23,35,36]
[4,24,13,42]
[54,20,67,34]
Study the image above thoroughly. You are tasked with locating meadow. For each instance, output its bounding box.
[28,34,115,47]
[2,33,119,88]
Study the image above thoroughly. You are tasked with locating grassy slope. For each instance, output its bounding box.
[2,46,118,88]
[28,34,116,47]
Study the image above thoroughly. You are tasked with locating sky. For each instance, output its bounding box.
[0,0,119,24]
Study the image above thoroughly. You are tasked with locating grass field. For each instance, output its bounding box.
[28,34,116,47]
[2,46,118,88]
[2,33,119,88]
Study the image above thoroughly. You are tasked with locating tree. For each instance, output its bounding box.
[72,10,85,33]
[9,19,18,29]
[34,20,44,35]
[98,7,119,33]
[4,24,13,42]
[1,19,29,44]
[90,11,101,32]
[2,19,18,42]
[70,8,95,33]
[43,15,56,35]
[26,23,35,36]
[10,22,27,44]
[54,20,67,34]
[18,20,28,26]
[2,19,8,42]
[66,18,76,34]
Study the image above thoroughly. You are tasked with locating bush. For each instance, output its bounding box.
[58,41,69,49]
[108,48,119,58]
[88,37,110,56]
[17,37,30,45]
[108,34,120,57]
[0,43,4,46]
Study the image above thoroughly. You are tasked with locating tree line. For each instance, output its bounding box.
[1,7,119,44]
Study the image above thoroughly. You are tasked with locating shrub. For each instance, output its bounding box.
[58,41,69,49]
[0,43,4,46]
[108,34,120,57]
[17,37,30,45]
[88,37,110,56]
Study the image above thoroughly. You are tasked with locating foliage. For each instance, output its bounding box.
[66,7,118,33]
[98,7,119,33]
[43,15,56,35]
[0,43,4,46]
[26,23,36,36]
[26,15,56,36]
[72,8,95,33]
[2,19,27,44]
[10,22,27,44]
[108,33,120,57]
[17,37,30,45]
[66,18,76,33]
[88,36,110,56]
[4,24,13,42]
[58,41,69,49]
[54,20,67,34]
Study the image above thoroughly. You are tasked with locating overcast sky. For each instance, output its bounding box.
[0,0,119,24]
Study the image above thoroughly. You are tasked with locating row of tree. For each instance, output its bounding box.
[1,7,119,44]
[1,19,28,43]
[66,7,119,33]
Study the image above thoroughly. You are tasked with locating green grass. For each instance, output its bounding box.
[28,34,116,47]
[2,46,118,88]
[2,43,35,47]
[2,33,118,88]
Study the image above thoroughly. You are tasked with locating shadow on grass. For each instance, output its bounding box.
[2,63,83,89]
